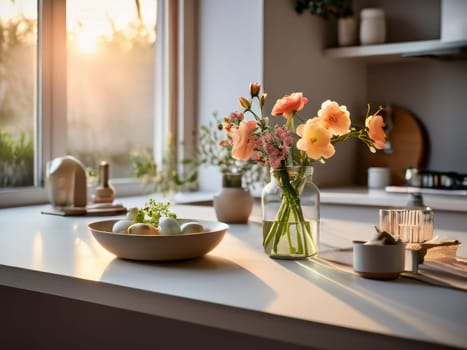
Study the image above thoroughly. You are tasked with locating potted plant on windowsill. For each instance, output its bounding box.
[295,0,357,47]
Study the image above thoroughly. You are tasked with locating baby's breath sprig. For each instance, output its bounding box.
[134,199,176,227]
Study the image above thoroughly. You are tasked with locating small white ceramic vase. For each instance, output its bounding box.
[338,17,358,46]
[213,173,253,224]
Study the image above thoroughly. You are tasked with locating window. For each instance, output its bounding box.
[66,0,157,179]
[0,0,192,207]
[0,1,37,188]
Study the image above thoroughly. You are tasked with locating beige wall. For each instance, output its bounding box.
[263,0,367,187]
[196,0,264,193]
[366,60,467,174]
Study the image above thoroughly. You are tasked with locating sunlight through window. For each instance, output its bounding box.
[66,0,158,178]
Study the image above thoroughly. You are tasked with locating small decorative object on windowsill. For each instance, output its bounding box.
[222,82,387,259]
[295,0,357,47]
[46,155,87,208]
[213,172,253,224]
[93,161,115,203]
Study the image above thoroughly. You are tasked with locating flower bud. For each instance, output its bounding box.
[239,97,250,109]
[249,82,261,97]
[260,93,267,108]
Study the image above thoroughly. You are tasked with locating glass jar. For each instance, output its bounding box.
[359,8,386,45]
[261,166,320,259]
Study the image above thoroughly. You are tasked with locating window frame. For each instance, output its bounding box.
[0,0,194,208]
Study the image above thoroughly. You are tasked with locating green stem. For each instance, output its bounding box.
[263,167,317,257]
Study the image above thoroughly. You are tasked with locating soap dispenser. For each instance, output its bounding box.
[92,161,116,203]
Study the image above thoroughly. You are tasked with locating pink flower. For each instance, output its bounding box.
[271,92,309,120]
[366,114,386,149]
[230,111,244,122]
[231,120,258,160]
[296,118,335,160]
[317,100,351,136]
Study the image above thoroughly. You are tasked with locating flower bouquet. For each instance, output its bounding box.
[222,82,386,258]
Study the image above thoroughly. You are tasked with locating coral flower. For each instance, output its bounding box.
[366,114,386,149]
[296,118,335,160]
[271,92,309,120]
[231,120,258,161]
[317,100,351,136]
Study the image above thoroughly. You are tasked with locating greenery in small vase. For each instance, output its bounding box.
[195,112,264,189]
[295,0,353,19]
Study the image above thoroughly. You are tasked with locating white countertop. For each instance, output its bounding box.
[1,196,466,349]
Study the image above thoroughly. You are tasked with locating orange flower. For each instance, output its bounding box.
[366,114,386,149]
[231,120,257,160]
[317,100,351,136]
[296,118,335,160]
[271,92,308,120]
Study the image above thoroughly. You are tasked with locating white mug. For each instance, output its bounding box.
[368,167,390,189]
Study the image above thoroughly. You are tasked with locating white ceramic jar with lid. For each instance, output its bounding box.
[367,167,391,189]
[359,8,386,45]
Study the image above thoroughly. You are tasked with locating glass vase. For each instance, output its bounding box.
[261,166,319,259]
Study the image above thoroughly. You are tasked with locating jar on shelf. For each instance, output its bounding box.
[359,8,386,45]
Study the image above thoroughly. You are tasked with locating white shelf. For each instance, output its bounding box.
[323,39,467,62]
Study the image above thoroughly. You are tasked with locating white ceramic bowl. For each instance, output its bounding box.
[88,219,228,261]
[353,240,405,280]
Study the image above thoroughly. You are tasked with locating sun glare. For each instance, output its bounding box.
[67,0,157,54]
[76,30,98,54]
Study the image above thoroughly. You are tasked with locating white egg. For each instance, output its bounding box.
[112,220,133,233]
[126,207,139,221]
[159,217,181,235]
[180,222,205,234]
[128,223,160,235]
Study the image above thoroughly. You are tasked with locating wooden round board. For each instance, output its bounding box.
[358,105,428,186]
